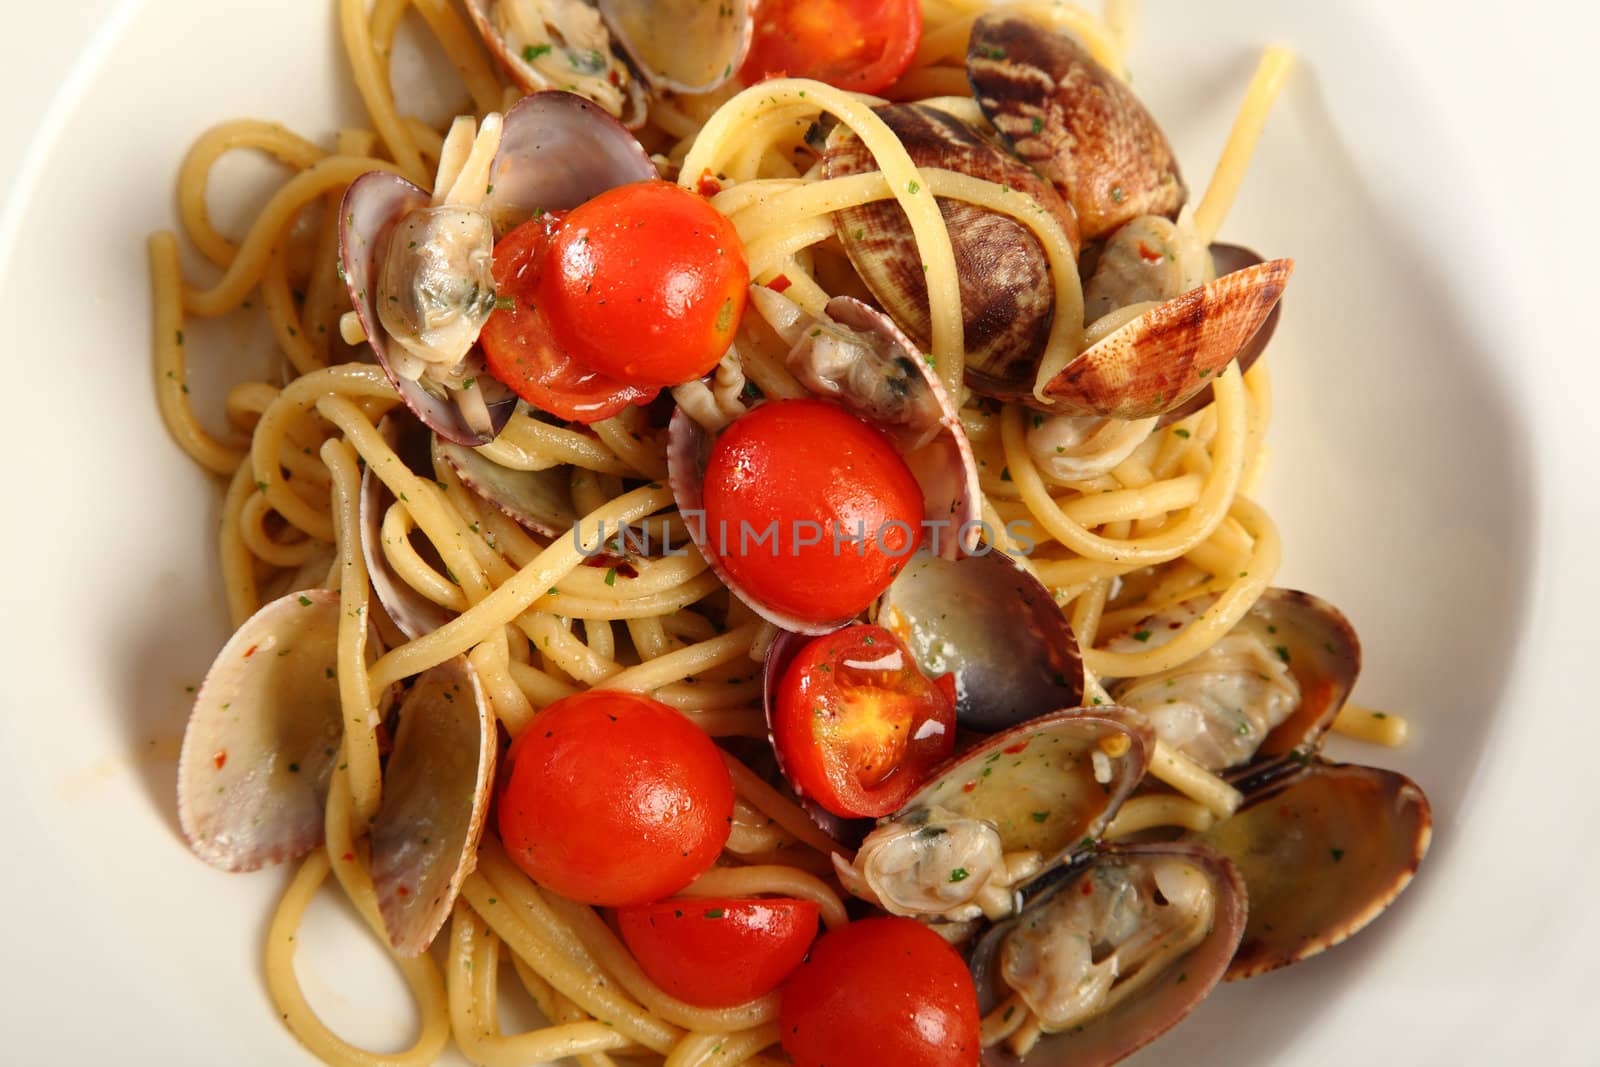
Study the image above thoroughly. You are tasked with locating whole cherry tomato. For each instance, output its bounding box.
[497,690,733,906]
[741,0,924,95]
[540,180,749,387]
[616,896,820,1007]
[780,917,981,1067]
[773,624,955,818]
[700,398,924,625]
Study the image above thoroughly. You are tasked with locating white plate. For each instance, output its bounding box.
[1,1,1596,1063]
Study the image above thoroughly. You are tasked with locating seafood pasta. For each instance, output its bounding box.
[153,1,1431,1065]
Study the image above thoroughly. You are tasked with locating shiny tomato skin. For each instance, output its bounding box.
[741,0,923,95]
[480,213,657,422]
[616,897,821,1007]
[540,181,749,388]
[774,625,955,818]
[497,691,733,906]
[780,917,980,1067]
[700,398,924,625]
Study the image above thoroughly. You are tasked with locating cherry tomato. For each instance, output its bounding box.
[780,917,980,1067]
[741,0,923,95]
[540,181,749,388]
[616,897,821,1007]
[497,690,734,906]
[700,398,924,625]
[480,212,657,422]
[773,624,955,818]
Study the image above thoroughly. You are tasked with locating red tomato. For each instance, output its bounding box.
[540,181,749,388]
[497,691,733,906]
[781,917,980,1067]
[773,625,955,818]
[700,398,924,625]
[741,0,923,95]
[616,897,820,1007]
[480,212,657,422]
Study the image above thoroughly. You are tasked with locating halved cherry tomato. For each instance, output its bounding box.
[541,181,749,387]
[616,897,820,1007]
[773,624,954,818]
[780,917,980,1067]
[497,690,733,907]
[480,212,657,422]
[741,0,923,95]
[700,398,924,625]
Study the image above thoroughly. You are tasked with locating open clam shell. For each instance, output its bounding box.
[361,415,456,640]
[433,435,578,538]
[177,590,347,872]
[371,656,497,957]
[597,0,753,94]
[877,550,1083,732]
[969,843,1246,1066]
[1190,761,1431,980]
[463,1,648,128]
[823,103,1078,386]
[1105,588,1360,774]
[1154,244,1282,427]
[967,12,1185,240]
[339,172,519,446]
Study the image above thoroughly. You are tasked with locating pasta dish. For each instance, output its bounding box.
[153,1,1433,1064]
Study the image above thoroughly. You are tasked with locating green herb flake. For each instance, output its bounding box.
[1372,711,1388,720]
[703,908,726,919]
[1031,811,1049,823]
[949,867,970,883]
[1133,630,1152,642]
[298,595,313,607]
[1275,645,1290,664]
[1330,848,1345,863]
[1031,116,1044,134]
[604,567,618,587]
[1173,427,1191,438]
[523,43,552,62]
[907,179,921,195]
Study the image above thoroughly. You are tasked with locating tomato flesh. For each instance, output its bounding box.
[741,0,923,95]
[700,398,924,625]
[780,917,980,1067]
[541,181,749,388]
[774,624,955,818]
[496,691,733,906]
[616,897,820,1007]
[480,213,657,422]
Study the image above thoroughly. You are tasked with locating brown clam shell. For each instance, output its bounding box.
[360,415,456,641]
[371,656,497,957]
[824,103,1078,385]
[1193,761,1431,980]
[968,12,1185,240]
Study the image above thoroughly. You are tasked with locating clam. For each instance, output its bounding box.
[340,93,657,443]
[969,843,1246,1064]
[177,590,347,872]
[1104,589,1360,774]
[433,434,578,538]
[877,550,1083,732]
[596,0,754,94]
[823,103,1079,388]
[1190,761,1431,980]
[370,656,497,956]
[668,295,982,632]
[833,709,1152,922]
[967,12,1185,241]
[1082,215,1209,324]
[361,415,456,640]
[463,0,648,128]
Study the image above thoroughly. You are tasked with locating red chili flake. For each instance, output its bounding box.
[1136,240,1163,263]
[396,886,411,898]
[768,274,793,294]
[1081,880,1094,895]
[243,644,259,659]
[213,750,227,770]
[961,780,979,793]
[1002,741,1029,755]
[697,170,723,197]
[341,852,355,863]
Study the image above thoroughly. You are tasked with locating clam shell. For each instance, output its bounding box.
[1036,257,1293,419]
[433,435,578,538]
[899,707,1152,866]
[371,656,497,957]
[877,550,1083,732]
[597,0,753,94]
[1154,244,1282,427]
[968,12,1184,240]
[463,1,648,128]
[1191,761,1431,980]
[970,843,1247,1066]
[338,172,519,445]
[177,590,347,872]
[360,415,456,640]
[824,103,1078,385]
